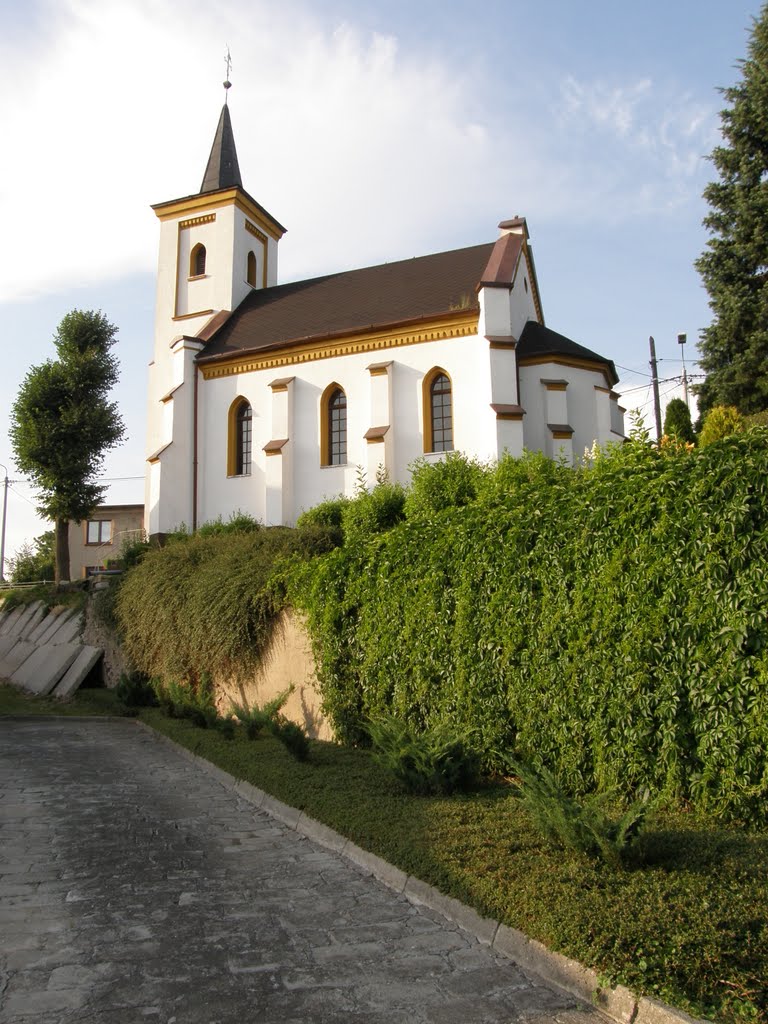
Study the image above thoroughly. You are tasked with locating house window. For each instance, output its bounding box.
[227,397,253,476]
[190,243,206,277]
[236,402,252,475]
[86,520,112,545]
[423,369,453,453]
[247,250,257,287]
[320,384,347,466]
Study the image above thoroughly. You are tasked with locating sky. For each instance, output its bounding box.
[0,0,763,571]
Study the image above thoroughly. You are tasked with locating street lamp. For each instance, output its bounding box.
[678,333,689,408]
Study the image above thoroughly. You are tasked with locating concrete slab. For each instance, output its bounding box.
[0,634,19,658]
[47,611,83,646]
[6,602,42,639]
[36,608,75,646]
[0,640,37,680]
[28,610,60,643]
[0,606,25,637]
[18,604,46,639]
[11,643,81,695]
[52,646,103,698]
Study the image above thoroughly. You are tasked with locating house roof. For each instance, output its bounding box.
[200,103,242,193]
[196,236,617,385]
[517,321,618,385]
[198,242,496,362]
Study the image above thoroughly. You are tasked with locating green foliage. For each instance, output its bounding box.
[340,481,406,544]
[9,310,126,582]
[368,716,480,795]
[116,527,332,686]
[695,7,768,416]
[7,530,55,584]
[270,715,311,760]
[296,497,348,532]
[230,686,293,740]
[663,399,695,444]
[196,511,261,538]
[510,760,654,868]
[699,404,746,446]
[404,452,484,519]
[115,672,158,708]
[290,441,768,823]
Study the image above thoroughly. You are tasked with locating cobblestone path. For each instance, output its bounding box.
[0,718,599,1023]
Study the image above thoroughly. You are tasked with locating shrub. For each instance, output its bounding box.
[699,405,745,446]
[510,760,655,868]
[270,716,311,761]
[115,672,157,708]
[341,482,406,544]
[368,716,480,795]
[404,452,484,519]
[230,686,292,740]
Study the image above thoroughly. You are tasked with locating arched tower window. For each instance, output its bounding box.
[321,384,347,466]
[190,243,207,278]
[227,398,252,476]
[247,250,257,287]
[423,369,453,453]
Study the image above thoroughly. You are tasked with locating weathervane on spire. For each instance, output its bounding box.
[223,46,232,103]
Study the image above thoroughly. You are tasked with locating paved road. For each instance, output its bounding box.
[0,719,596,1023]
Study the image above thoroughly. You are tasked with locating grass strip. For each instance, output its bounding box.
[1,684,766,1024]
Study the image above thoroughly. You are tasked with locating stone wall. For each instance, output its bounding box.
[213,608,331,741]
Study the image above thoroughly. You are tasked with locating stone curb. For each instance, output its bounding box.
[126,720,710,1024]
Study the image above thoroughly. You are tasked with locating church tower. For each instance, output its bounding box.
[144,85,286,539]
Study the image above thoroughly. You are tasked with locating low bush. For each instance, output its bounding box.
[115,672,157,708]
[368,716,480,795]
[510,760,655,868]
[270,716,311,761]
[230,686,293,740]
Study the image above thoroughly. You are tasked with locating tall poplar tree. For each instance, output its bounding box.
[10,310,125,583]
[695,4,768,416]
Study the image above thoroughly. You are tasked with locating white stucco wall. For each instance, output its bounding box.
[196,333,499,528]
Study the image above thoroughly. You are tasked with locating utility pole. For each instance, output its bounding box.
[649,336,663,443]
[678,333,689,408]
[0,464,8,583]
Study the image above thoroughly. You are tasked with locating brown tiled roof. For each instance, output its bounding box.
[198,243,495,362]
[517,321,618,385]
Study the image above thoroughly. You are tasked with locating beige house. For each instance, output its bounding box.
[68,504,144,579]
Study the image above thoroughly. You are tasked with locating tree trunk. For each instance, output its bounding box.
[55,518,70,584]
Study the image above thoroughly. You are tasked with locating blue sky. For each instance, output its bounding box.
[0,0,762,567]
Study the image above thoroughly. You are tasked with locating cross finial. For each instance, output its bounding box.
[223,46,232,103]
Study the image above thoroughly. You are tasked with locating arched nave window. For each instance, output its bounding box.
[321,384,347,466]
[227,398,252,476]
[423,368,453,453]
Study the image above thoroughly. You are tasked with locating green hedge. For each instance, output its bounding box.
[115,523,337,687]
[290,432,768,823]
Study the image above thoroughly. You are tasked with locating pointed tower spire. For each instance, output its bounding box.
[200,102,242,193]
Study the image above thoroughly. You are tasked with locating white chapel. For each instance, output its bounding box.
[145,100,625,539]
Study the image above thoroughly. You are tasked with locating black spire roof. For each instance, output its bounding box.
[200,104,242,193]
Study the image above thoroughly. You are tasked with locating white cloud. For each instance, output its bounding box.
[0,0,723,304]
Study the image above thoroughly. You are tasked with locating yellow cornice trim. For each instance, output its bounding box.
[245,220,267,243]
[154,189,285,241]
[520,354,614,388]
[200,311,478,380]
[179,214,216,230]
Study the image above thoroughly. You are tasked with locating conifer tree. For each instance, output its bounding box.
[695,5,768,416]
[663,398,695,443]
[10,311,125,582]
